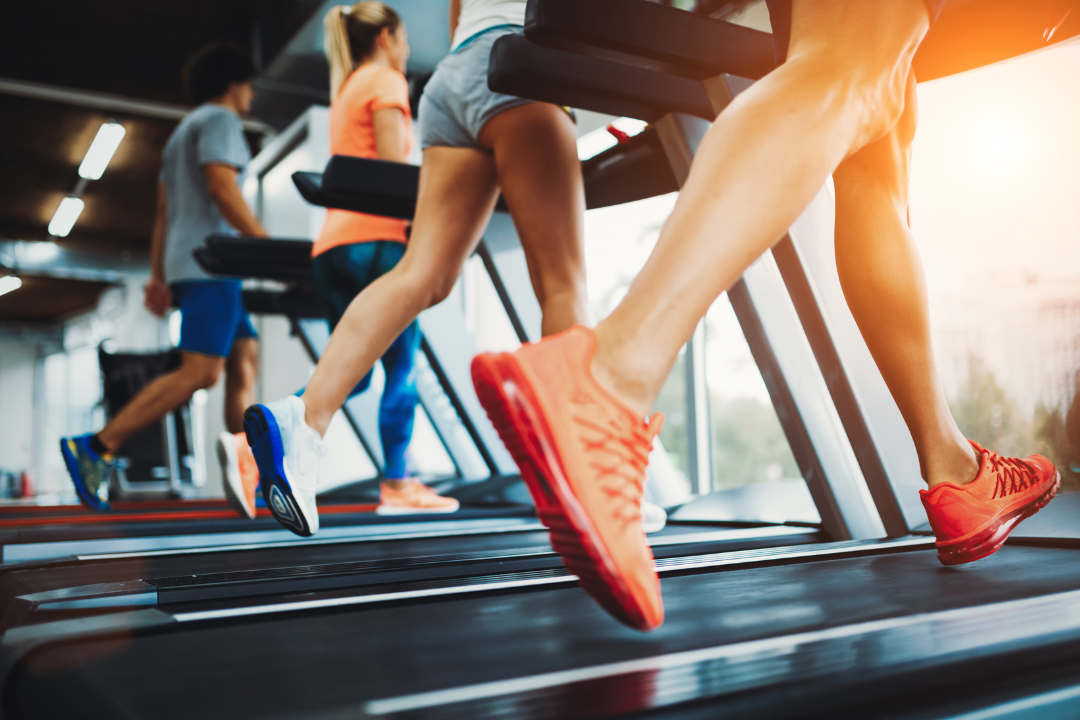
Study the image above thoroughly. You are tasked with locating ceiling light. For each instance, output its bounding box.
[78,122,126,180]
[48,196,84,237]
[0,275,22,298]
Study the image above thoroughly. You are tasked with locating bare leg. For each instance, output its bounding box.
[96,352,224,452]
[479,103,588,335]
[834,72,978,488]
[303,147,500,436]
[591,0,932,416]
[224,338,259,433]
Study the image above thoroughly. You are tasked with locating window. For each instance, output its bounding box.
[912,41,1080,492]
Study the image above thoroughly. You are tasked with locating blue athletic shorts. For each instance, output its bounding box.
[171,279,257,358]
[766,0,947,64]
[418,25,532,150]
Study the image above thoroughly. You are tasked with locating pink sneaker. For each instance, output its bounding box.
[377,480,460,515]
[218,432,259,519]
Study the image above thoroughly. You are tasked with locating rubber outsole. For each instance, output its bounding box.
[471,352,660,631]
[937,471,1061,566]
[243,405,312,537]
[217,434,255,520]
[59,438,109,511]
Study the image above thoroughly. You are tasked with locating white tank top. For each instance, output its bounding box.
[451,0,526,50]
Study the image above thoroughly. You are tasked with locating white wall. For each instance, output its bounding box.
[0,340,37,475]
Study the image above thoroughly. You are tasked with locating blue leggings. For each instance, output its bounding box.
[311,241,420,480]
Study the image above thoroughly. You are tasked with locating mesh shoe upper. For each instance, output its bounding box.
[921,440,1057,546]
[512,327,665,627]
[60,435,112,510]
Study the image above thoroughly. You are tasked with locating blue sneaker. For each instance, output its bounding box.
[243,396,325,537]
[59,435,112,510]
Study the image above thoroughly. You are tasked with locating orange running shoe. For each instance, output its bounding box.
[921,440,1059,566]
[218,432,260,520]
[377,480,461,515]
[472,326,665,631]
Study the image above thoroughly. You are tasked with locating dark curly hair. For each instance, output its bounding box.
[182,43,256,106]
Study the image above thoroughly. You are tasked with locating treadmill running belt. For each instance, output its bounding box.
[7,545,1080,719]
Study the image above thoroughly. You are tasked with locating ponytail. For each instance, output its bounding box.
[324,2,402,98]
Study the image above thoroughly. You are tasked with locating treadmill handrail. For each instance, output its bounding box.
[524,0,776,81]
[489,33,714,123]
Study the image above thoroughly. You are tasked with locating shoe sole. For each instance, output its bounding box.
[217,434,255,520]
[472,353,658,631]
[243,405,312,537]
[375,504,461,516]
[937,471,1061,566]
[59,439,109,511]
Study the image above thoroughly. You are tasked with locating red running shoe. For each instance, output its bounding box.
[921,440,1059,565]
[472,326,665,631]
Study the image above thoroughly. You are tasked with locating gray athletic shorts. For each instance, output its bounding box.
[418,25,532,150]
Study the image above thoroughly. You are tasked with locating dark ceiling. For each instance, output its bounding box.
[0,0,323,326]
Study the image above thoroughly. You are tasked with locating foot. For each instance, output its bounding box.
[921,440,1059,565]
[59,434,112,510]
[377,480,461,515]
[472,326,665,631]
[642,500,667,534]
[243,396,326,537]
[218,432,260,520]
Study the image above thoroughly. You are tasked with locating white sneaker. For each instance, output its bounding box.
[243,396,326,537]
[642,500,668,534]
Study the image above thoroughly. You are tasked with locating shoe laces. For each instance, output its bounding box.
[987,451,1037,499]
[572,411,663,527]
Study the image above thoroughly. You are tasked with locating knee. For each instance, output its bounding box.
[797,54,910,151]
[397,263,458,310]
[183,362,223,391]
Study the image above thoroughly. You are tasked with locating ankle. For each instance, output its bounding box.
[590,328,662,418]
[90,433,115,457]
[925,442,980,489]
[303,407,331,438]
[382,478,412,490]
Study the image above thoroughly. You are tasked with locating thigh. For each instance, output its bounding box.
[312,244,376,330]
[788,0,932,68]
[172,280,247,358]
[480,102,586,289]
[396,146,500,287]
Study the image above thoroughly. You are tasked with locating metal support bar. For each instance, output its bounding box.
[685,322,712,496]
[419,337,501,477]
[475,240,530,344]
[162,413,182,498]
[772,236,909,536]
[289,317,383,478]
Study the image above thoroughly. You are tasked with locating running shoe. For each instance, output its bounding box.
[377,480,461,515]
[642,500,668,534]
[218,432,260,520]
[921,440,1059,566]
[243,396,326,537]
[472,326,665,631]
[59,434,112,510]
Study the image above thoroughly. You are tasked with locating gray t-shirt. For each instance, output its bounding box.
[160,104,251,283]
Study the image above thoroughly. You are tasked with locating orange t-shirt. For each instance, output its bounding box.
[312,65,414,257]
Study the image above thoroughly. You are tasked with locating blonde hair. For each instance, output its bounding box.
[325,2,403,98]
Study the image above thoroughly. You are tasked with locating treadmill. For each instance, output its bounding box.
[3,2,1079,717]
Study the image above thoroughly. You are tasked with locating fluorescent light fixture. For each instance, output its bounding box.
[78,122,126,180]
[576,117,649,161]
[48,196,84,237]
[0,275,22,298]
[21,241,60,264]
